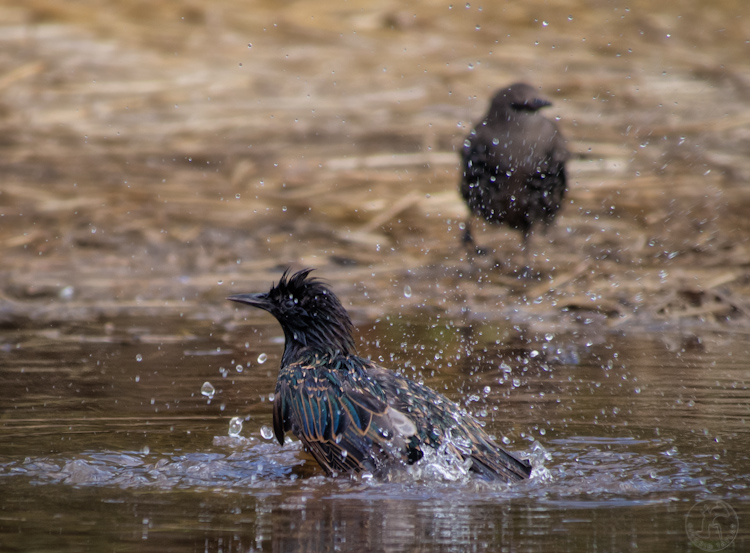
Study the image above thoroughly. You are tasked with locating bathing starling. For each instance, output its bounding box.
[228,268,531,482]
[460,82,569,254]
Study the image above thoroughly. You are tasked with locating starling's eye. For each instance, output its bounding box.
[282,295,297,311]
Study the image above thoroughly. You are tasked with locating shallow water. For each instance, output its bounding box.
[2,315,748,551]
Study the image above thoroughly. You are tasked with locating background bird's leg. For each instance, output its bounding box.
[462,219,488,256]
[518,230,539,280]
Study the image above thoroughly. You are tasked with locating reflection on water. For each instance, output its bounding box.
[1,316,749,551]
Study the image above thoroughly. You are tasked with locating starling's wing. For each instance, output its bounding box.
[460,126,522,225]
[367,366,531,482]
[461,127,508,187]
[273,359,421,475]
[272,379,291,445]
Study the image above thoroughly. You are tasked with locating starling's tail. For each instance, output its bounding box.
[470,448,532,482]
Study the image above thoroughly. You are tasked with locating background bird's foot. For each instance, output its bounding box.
[462,226,488,256]
[462,234,489,257]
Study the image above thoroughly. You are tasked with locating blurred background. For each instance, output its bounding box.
[1,0,749,322]
[1,1,749,551]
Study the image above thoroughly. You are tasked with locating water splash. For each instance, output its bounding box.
[4,443,302,490]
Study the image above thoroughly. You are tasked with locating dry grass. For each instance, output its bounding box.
[1,0,750,333]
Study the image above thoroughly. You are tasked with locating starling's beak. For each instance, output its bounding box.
[227,293,271,310]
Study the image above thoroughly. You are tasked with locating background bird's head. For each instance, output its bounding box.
[489,82,551,116]
[228,268,356,358]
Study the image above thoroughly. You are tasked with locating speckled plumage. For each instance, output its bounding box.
[228,268,531,481]
[460,82,569,251]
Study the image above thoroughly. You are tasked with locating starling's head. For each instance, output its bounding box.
[228,268,356,358]
[489,82,551,115]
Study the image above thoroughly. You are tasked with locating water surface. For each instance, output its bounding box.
[2,315,748,551]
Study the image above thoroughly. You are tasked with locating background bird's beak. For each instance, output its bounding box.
[512,98,551,110]
[227,293,270,309]
[530,98,552,109]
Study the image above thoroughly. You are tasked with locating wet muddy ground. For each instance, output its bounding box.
[1,0,750,551]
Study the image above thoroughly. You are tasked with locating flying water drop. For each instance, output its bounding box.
[228,417,243,437]
[260,426,274,440]
[201,381,216,399]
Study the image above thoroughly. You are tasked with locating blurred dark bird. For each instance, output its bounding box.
[460,82,569,255]
[228,268,531,482]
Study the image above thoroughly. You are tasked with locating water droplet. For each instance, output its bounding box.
[403,285,412,298]
[257,353,268,364]
[260,426,274,440]
[483,386,491,395]
[228,416,243,437]
[235,193,241,199]
[341,450,348,459]
[135,354,143,362]
[248,43,252,48]
[542,20,549,26]
[201,381,216,398]
[512,378,521,388]
[59,286,74,300]
[236,364,244,373]
[135,375,140,383]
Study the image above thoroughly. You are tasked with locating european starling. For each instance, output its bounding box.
[228,268,531,482]
[460,82,569,254]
